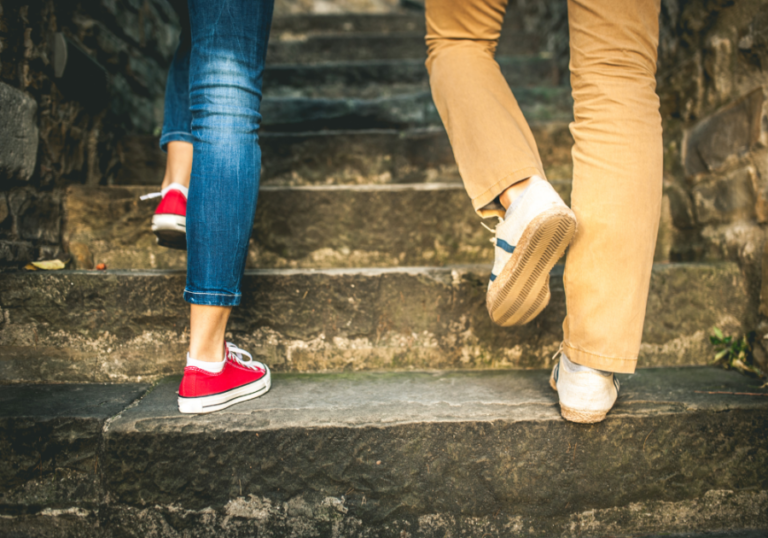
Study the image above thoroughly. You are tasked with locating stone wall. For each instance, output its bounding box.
[655,0,768,331]
[0,0,179,265]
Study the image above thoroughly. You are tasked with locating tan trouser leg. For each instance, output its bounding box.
[425,0,546,219]
[562,0,663,373]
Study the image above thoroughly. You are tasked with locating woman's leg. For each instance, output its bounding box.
[185,0,274,362]
[425,0,546,218]
[159,0,194,190]
[562,0,663,373]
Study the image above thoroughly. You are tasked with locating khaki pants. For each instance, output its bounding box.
[426,0,663,373]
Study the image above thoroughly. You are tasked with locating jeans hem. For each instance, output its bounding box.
[184,289,241,307]
[160,131,195,153]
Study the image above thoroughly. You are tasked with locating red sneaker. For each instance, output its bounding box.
[140,183,188,250]
[178,343,271,414]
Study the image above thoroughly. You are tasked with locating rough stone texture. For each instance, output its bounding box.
[0,240,35,265]
[264,57,558,99]
[0,0,180,265]
[62,183,573,270]
[762,236,768,318]
[0,383,148,514]
[270,13,425,33]
[0,263,749,383]
[684,88,764,177]
[273,0,401,16]
[261,87,573,132]
[0,82,39,182]
[266,32,542,65]
[656,0,768,322]
[112,124,575,187]
[0,368,766,537]
[692,165,757,225]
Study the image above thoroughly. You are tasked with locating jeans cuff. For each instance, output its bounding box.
[184,289,241,307]
[160,131,195,153]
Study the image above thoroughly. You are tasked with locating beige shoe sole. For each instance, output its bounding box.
[549,364,609,424]
[487,207,577,327]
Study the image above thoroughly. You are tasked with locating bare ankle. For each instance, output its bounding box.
[162,141,193,190]
[189,304,232,362]
[500,177,532,210]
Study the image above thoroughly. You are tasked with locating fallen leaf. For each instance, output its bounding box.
[29,259,66,271]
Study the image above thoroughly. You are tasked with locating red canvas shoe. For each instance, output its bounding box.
[178,343,271,414]
[140,183,188,250]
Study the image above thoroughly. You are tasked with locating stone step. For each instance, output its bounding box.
[266,32,543,65]
[263,56,559,98]
[2,368,767,537]
[63,183,575,271]
[269,12,530,37]
[261,87,573,131]
[113,124,575,187]
[270,13,427,36]
[0,263,748,383]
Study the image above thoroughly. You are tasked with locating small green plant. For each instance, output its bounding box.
[709,327,764,377]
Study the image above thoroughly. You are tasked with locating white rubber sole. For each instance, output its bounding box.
[151,214,186,250]
[178,368,271,414]
[487,207,576,327]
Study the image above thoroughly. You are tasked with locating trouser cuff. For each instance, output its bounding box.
[562,342,637,374]
[184,289,241,307]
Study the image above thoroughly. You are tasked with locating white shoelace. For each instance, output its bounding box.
[225,342,260,369]
[139,183,189,201]
[481,216,504,243]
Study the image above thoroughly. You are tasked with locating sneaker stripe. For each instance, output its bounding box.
[489,273,497,282]
[496,238,516,253]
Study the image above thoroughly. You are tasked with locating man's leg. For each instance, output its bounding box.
[425,0,577,327]
[563,0,663,374]
[550,0,663,424]
[425,0,545,218]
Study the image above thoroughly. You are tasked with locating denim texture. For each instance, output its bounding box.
[159,0,193,151]
[162,0,274,307]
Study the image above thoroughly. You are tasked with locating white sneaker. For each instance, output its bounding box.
[550,350,620,423]
[486,177,576,326]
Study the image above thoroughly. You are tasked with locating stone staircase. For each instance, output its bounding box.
[1,9,767,538]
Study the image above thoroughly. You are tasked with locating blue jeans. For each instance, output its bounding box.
[160,0,274,307]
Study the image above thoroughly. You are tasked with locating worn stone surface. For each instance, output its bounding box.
[1,369,765,537]
[264,56,558,99]
[273,0,401,16]
[0,240,35,265]
[261,87,573,131]
[0,263,749,383]
[266,32,543,65]
[0,82,39,182]
[692,165,757,225]
[112,123,575,187]
[684,89,764,177]
[94,368,768,536]
[63,183,571,270]
[270,13,425,33]
[762,236,768,318]
[0,383,148,514]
